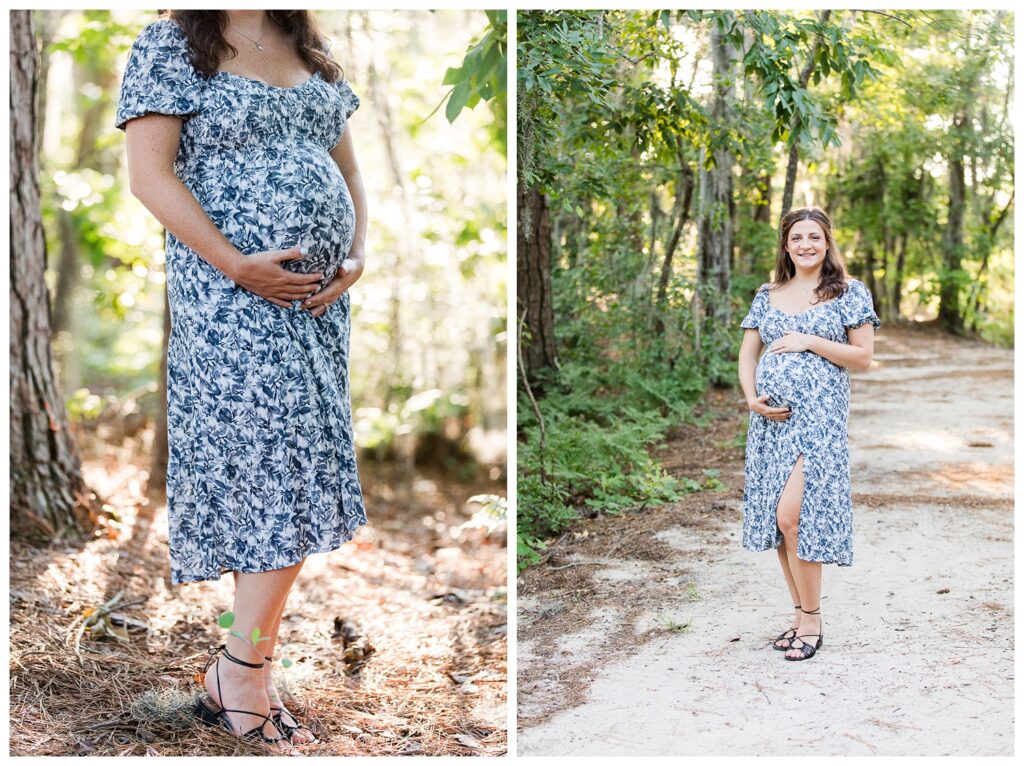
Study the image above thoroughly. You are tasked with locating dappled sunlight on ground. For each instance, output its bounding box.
[11,437,507,756]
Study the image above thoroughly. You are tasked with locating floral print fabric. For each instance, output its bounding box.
[740,279,880,566]
[116,19,366,584]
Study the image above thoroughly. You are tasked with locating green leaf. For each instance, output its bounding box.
[443,66,467,85]
[446,81,471,123]
[281,658,293,668]
[250,626,261,644]
[218,611,235,629]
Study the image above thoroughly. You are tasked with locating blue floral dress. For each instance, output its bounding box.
[740,279,880,566]
[115,19,367,584]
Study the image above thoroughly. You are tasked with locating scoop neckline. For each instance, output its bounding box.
[765,280,854,317]
[214,69,319,92]
[158,19,319,92]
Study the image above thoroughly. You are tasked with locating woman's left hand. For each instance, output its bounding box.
[303,256,364,317]
[770,331,816,354]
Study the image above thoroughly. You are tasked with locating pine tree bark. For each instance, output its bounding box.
[517,183,557,372]
[10,10,99,541]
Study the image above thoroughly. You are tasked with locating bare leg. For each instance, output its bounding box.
[259,560,316,744]
[774,456,823,658]
[773,541,802,648]
[204,562,303,743]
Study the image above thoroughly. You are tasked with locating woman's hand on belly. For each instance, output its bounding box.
[227,245,325,308]
[302,255,365,318]
[748,393,791,421]
[769,330,816,354]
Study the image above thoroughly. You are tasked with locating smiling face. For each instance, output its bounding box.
[786,219,828,274]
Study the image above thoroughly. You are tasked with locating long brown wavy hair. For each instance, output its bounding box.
[164,10,341,82]
[771,206,849,303]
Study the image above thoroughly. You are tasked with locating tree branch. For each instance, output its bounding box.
[852,10,913,28]
[517,305,547,480]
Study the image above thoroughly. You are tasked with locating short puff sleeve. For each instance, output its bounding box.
[115,19,204,131]
[740,284,770,329]
[323,47,360,120]
[839,280,881,330]
[336,79,360,120]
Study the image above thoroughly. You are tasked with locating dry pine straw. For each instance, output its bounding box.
[10,455,507,757]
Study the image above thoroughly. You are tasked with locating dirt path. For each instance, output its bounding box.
[517,325,1013,756]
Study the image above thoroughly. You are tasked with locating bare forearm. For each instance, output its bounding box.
[131,170,244,280]
[808,336,871,371]
[738,350,760,404]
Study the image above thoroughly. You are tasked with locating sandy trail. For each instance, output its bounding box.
[517,326,1013,756]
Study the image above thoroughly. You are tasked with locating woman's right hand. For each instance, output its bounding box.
[749,394,791,421]
[226,245,324,308]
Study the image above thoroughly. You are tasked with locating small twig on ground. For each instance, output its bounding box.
[548,562,599,572]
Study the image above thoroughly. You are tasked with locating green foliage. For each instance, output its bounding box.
[217,611,235,629]
[516,9,1013,573]
[443,10,507,135]
[656,613,691,633]
[516,532,547,572]
[517,355,729,563]
[822,9,1013,342]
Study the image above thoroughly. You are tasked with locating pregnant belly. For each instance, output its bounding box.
[263,150,355,285]
[195,147,356,288]
[756,351,817,410]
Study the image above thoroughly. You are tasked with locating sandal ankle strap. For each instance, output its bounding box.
[800,607,821,615]
[220,644,265,669]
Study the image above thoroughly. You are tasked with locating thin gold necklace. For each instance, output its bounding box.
[230,21,267,51]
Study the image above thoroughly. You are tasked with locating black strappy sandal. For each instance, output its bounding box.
[772,604,801,651]
[784,607,824,661]
[194,645,287,746]
[263,654,321,744]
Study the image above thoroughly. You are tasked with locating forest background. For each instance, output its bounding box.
[516,9,1014,564]
[10,9,509,756]
[16,8,508,537]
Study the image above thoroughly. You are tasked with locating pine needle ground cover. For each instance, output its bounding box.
[10,436,507,756]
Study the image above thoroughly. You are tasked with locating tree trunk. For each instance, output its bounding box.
[938,111,967,333]
[967,189,1014,323]
[517,183,557,372]
[696,25,734,336]
[891,232,907,320]
[657,162,695,308]
[862,242,877,304]
[654,161,695,341]
[9,10,99,541]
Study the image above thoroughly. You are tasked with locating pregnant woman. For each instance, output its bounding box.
[737,206,880,662]
[116,10,367,745]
